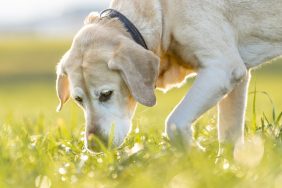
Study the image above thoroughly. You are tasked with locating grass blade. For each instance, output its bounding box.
[108,123,116,150]
[251,86,257,132]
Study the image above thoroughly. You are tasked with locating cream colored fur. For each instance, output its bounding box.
[56,0,282,150]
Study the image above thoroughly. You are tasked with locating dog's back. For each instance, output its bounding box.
[227,0,282,67]
[166,0,282,67]
[227,0,282,41]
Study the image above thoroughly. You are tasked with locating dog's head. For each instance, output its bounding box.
[56,13,159,149]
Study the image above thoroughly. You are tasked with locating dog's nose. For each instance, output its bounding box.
[86,126,101,139]
[87,126,98,136]
[86,126,108,151]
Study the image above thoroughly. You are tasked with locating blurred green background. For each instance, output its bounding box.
[1,1,282,187]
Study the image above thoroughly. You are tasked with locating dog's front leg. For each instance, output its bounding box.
[165,62,247,146]
[217,71,250,154]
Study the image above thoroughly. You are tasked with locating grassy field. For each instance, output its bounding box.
[0,38,282,188]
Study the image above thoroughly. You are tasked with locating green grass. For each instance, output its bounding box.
[0,38,282,188]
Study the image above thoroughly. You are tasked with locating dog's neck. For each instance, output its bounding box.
[110,0,164,54]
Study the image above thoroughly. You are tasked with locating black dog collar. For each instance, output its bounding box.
[100,9,148,50]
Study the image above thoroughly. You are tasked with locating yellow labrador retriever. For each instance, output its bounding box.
[56,0,282,150]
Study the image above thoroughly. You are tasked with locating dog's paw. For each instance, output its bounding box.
[165,123,193,150]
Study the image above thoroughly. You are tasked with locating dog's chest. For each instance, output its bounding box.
[156,50,196,90]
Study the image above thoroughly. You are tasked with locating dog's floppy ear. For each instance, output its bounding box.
[56,56,70,112]
[108,37,160,106]
[56,73,70,112]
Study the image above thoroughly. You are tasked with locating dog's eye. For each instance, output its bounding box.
[99,90,113,102]
[75,96,83,103]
